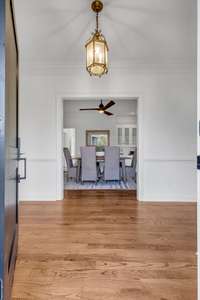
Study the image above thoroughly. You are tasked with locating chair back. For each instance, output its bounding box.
[63,147,73,169]
[104,146,120,180]
[80,146,97,182]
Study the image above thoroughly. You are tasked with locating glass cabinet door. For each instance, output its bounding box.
[124,128,129,144]
[118,128,123,144]
[131,128,137,145]
[117,126,137,146]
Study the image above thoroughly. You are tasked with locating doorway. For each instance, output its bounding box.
[56,96,144,201]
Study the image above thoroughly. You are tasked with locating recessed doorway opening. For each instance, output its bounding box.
[56,96,144,201]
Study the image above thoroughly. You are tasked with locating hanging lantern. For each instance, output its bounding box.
[85,1,109,77]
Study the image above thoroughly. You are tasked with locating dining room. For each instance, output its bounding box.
[63,99,138,191]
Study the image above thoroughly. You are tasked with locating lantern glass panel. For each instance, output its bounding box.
[86,41,94,68]
[94,41,104,64]
[105,44,108,65]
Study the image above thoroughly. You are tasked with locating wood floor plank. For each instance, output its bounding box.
[12,190,197,300]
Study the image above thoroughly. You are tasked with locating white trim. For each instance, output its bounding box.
[116,145,137,148]
[140,199,197,203]
[26,158,57,162]
[56,97,64,201]
[144,158,196,162]
[19,198,58,202]
[137,97,144,201]
[20,61,195,73]
[56,93,145,201]
[19,197,196,203]
[116,125,137,128]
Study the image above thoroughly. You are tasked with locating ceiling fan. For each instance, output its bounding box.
[80,100,115,116]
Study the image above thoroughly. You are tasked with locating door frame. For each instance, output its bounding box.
[0,0,19,298]
[56,94,145,201]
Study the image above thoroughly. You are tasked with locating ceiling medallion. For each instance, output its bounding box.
[85,1,109,77]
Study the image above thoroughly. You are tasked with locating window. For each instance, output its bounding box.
[63,128,76,156]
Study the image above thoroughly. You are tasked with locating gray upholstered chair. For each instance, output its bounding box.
[126,149,137,182]
[80,146,97,182]
[104,146,120,181]
[63,148,79,182]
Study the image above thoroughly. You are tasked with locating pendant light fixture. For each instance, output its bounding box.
[85,1,109,77]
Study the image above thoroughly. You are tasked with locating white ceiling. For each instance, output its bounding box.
[13,0,196,65]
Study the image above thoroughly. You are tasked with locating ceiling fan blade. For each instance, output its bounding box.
[103,100,115,110]
[104,111,113,116]
[80,108,98,111]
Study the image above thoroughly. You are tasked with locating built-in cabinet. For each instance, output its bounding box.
[116,125,137,156]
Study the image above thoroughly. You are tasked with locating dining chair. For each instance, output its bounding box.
[126,149,137,182]
[63,148,79,182]
[80,146,97,182]
[104,146,120,181]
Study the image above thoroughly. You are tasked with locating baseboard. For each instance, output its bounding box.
[139,199,197,203]
[19,198,58,202]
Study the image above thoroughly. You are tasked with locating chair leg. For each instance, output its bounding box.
[66,172,69,182]
[121,169,125,182]
[134,173,137,183]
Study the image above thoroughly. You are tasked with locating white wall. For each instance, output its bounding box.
[19,63,197,201]
[63,99,137,155]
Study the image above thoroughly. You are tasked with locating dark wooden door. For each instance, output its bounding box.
[0,0,19,299]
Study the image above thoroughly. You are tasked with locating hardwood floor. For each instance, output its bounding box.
[12,190,197,300]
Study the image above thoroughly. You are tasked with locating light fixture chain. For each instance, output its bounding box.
[85,1,108,77]
[96,12,99,32]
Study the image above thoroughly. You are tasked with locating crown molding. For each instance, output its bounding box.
[19,59,196,76]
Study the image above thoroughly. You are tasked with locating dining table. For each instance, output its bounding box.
[72,155,132,181]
